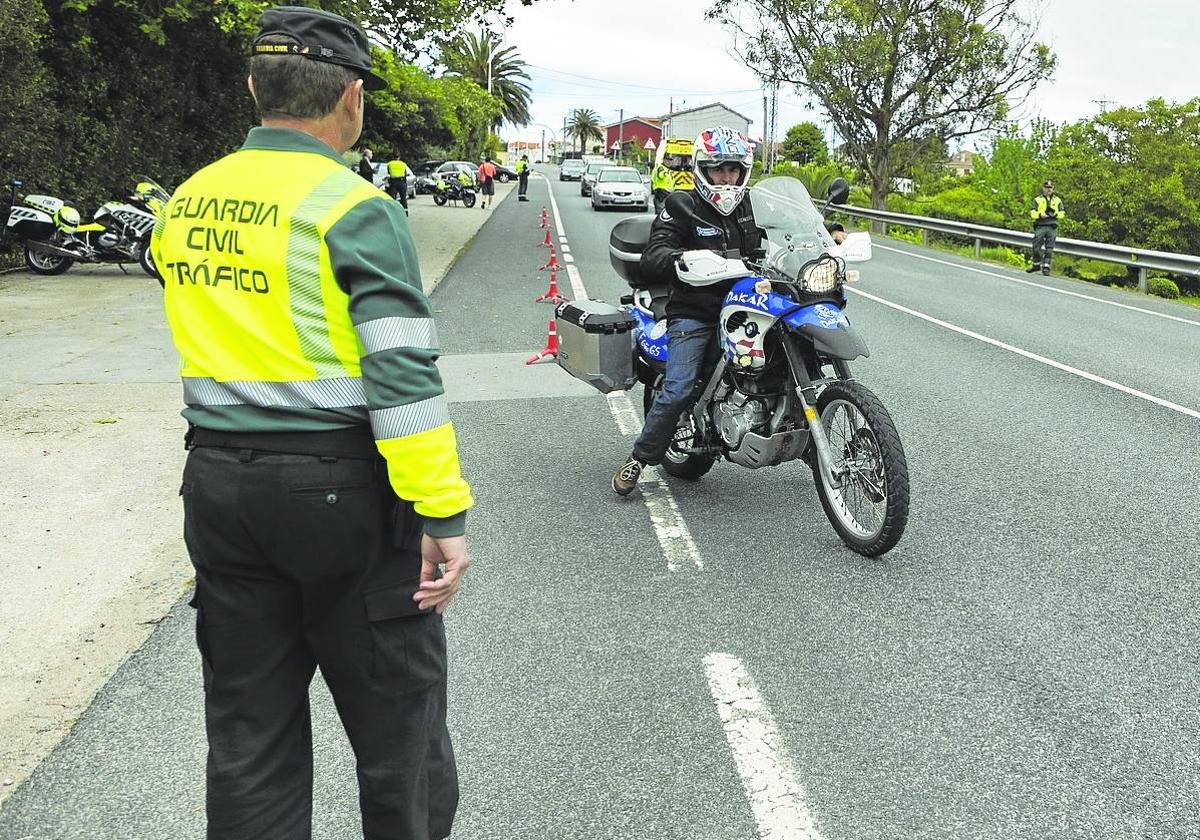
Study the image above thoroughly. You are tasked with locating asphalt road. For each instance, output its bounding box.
[2,166,1198,839]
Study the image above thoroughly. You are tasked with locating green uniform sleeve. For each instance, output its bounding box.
[325,197,474,537]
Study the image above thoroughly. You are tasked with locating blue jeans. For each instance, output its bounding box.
[633,317,715,465]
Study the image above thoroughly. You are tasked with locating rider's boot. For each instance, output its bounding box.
[612,455,644,497]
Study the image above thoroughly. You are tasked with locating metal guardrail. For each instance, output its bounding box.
[828,203,1200,293]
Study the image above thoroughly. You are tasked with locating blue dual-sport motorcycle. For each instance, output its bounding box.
[616,177,909,557]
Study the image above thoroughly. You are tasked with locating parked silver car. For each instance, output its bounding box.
[579,162,612,197]
[590,167,649,212]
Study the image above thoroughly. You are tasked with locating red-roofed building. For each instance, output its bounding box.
[604,117,663,155]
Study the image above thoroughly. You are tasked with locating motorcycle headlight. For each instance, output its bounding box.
[799,254,844,293]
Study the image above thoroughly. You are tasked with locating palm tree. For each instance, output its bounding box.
[443,32,532,129]
[567,108,603,156]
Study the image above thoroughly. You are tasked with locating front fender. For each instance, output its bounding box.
[782,302,869,360]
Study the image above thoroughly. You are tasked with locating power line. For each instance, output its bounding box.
[525,63,760,96]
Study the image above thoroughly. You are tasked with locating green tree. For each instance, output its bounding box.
[709,0,1056,210]
[971,121,1055,225]
[781,122,828,165]
[1044,98,1200,257]
[0,0,52,181]
[441,32,532,129]
[567,108,603,155]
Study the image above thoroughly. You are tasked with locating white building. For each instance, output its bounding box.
[659,102,754,142]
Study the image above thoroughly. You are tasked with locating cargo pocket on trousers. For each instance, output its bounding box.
[188,593,214,694]
[364,584,446,695]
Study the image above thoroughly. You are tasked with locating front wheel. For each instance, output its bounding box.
[137,237,162,285]
[810,380,909,557]
[432,192,447,206]
[642,383,716,480]
[462,191,477,208]
[25,246,73,275]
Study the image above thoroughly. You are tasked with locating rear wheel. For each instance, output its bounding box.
[810,380,909,557]
[25,246,72,275]
[432,192,447,206]
[642,382,716,480]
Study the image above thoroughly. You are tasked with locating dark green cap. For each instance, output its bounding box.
[252,6,387,91]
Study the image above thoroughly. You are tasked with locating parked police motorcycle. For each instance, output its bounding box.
[3,178,170,279]
[557,176,910,557]
[431,172,477,208]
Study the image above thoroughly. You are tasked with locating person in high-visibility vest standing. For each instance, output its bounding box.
[151,7,472,838]
[1027,179,1065,275]
[516,154,530,202]
[386,154,410,212]
[650,139,695,214]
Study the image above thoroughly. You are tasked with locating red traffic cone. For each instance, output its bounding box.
[536,227,552,248]
[539,246,562,271]
[535,271,569,304]
[525,320,560,365]
[537,207,549,229]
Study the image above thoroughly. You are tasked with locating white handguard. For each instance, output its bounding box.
[830,231,873,263]
[675,249,753,286]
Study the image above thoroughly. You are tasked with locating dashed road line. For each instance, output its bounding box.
[874,242,1200,328]
[704,653,828,840]
[543,175,704,572]
[847,285,1200,421]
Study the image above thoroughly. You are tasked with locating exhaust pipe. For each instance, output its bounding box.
[26,240,83,260]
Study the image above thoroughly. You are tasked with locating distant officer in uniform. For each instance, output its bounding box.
[650,143,695,214]
[152,7,473,839]
[1028,179,1065,275]
[387,154,410,211]
[516,154,530,201]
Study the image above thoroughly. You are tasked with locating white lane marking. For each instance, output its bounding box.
[544,176,567,239]
[704,653,828,840]
[847,286,1200,421]
[563,253,575,263]
[544,176,704,573]
[560,244,572,253]
[564,264,588,300]
[606,391,642,435]
[605,392,703,572]
[873,242,1200,328]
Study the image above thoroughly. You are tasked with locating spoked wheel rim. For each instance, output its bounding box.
[818,398,889,540]
[28,248,68,271]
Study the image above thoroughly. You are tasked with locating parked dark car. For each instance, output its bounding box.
[490,163,518,183]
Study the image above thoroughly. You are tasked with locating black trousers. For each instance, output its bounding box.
[1032,224,1057,269]
[181,437,457,840]
[388,177,409,210]
[517,173,528,198]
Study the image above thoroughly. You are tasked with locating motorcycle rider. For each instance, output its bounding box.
[613,127,759,496]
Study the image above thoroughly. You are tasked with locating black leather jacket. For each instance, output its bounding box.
[640,196,763,322]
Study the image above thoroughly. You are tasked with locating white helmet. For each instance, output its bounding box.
[692,127,754,216]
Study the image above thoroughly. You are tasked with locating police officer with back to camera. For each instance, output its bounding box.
[516,153,530,201]
[612,127,761,495]
[1028,178,1065,275]
[152,7,473,838]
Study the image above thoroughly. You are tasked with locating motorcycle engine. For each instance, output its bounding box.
[98,232,120,249]
[713,391,770,449]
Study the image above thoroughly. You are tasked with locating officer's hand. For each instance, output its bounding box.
[414,534,469,614]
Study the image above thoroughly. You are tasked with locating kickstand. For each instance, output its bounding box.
[118,263,129,275]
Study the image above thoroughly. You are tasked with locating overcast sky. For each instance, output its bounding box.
[497,0,1199,151]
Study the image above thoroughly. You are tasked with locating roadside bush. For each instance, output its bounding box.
[979,245,1025,267]
[1148,277,1180,299]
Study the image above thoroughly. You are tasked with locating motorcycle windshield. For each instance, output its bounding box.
[749,176,837,281]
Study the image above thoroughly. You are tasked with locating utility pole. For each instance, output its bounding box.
[618,108,624,165]
[762,95,768,168]
[541,129,545,164]
[768,79,780,173]
[1093,97,1115,113]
